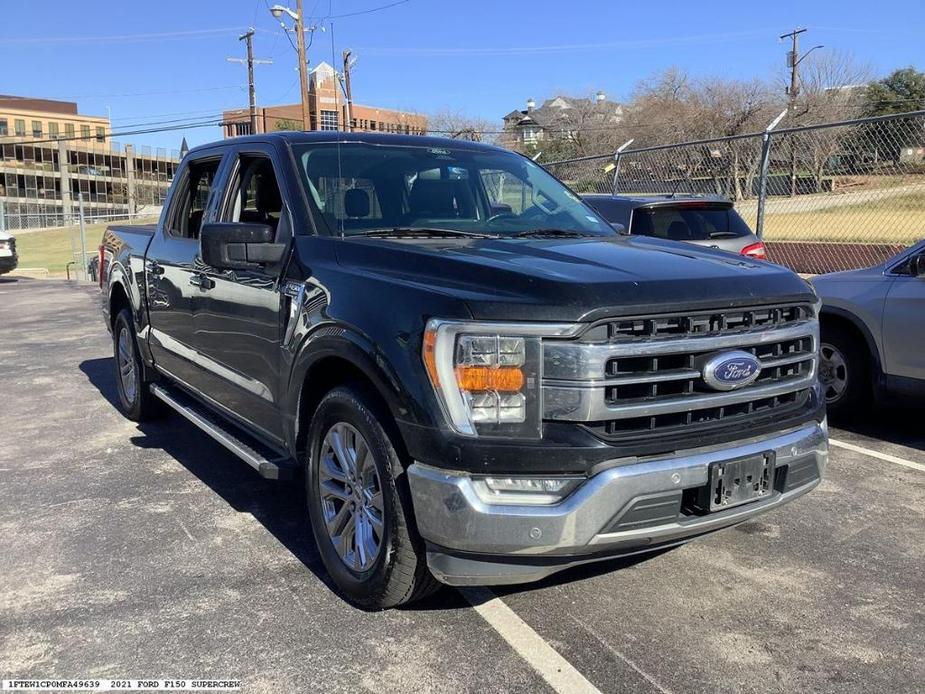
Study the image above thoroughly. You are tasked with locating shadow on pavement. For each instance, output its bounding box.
[830,405,925,453]
[80,355,674,612]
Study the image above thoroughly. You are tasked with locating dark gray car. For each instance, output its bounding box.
[582,194,765,259]
[812,240,925,416]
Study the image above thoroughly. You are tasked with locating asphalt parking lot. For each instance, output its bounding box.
[1,278,923,694]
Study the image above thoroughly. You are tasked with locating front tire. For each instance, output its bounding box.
[819,324,870,419]
[305,385,438,609]
[113,309,163,421]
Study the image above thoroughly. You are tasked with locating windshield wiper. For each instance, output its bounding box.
[356,227,498,239]
[509,228,592,238]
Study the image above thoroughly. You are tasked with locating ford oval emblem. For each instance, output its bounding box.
[701,350,762,391]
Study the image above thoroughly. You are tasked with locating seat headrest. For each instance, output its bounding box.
[344,188,370,218]
[409,179,459,217]
[255,173,282,213]
[666,220,691,240]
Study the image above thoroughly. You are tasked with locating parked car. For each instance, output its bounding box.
[100,132,826,608]
[582,194,766,259]
[0,230,18,275]
[812,240,925,416]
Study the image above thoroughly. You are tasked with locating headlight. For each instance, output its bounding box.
[0,240,9,251]
[472,476,583,505]
[422,319,576,437]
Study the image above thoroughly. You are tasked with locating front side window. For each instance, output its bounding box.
[294,142,612,238]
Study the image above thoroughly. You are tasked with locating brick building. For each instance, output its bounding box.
[222,62,426,137]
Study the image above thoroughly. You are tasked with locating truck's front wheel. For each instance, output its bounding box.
[305,385,438,609]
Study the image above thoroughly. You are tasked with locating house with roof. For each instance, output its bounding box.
[502,92,623,149]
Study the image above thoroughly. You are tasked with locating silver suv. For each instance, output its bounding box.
[812,240,925,416]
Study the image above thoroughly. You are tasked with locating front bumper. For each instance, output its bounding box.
[0,254,18,274]
[407,421,827,586]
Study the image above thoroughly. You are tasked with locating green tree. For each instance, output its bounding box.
[861,67,925,163]
[865,67,925,115]
[274,119,301,131]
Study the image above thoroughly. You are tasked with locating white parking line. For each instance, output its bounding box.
[459,587,602,694]
[829,437,925,473]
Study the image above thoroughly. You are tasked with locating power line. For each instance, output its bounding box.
[0,27,249,45]
[324,0,410,19]
[2,118,228,147]
[57,85,244,100]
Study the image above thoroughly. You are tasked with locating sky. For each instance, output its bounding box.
[1,0,922,152]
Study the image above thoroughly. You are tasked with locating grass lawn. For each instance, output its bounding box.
[762,193,925,244]
[14,220,156,274]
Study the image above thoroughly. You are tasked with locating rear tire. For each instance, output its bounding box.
[305,385,439,609]
[819,323,870,419]
[113,309,163,421]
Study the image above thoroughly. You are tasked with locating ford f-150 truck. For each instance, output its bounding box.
[100,132,827,608]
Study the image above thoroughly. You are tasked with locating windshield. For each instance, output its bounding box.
[293,142,614,237]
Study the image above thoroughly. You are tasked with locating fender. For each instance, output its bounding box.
[282,322,428,456]
[107,255,155,368]
[819,305,885,378]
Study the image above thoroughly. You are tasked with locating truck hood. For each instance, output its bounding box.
[334,235,815,322]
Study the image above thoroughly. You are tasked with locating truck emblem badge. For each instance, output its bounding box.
[701,350,762,391]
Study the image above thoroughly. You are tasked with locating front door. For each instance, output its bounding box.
[882,249,925,382]
[146,154,224,390]
[193,147,293,443]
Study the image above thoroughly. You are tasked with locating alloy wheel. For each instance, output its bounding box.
[819,343,848,404]
[318,422,384,572]
[117,327,137,404]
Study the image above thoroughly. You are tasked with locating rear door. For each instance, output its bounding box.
[193,144,294,442]
[882,247,925,382]
[146,152,226,389]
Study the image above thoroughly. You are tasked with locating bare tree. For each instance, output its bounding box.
[428,109,498,143]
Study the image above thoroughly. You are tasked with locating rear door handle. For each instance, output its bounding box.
[189,273,215,290]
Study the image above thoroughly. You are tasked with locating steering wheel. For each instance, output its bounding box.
[487,211,519,224]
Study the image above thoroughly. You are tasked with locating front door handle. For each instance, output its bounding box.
[189,273,215,290]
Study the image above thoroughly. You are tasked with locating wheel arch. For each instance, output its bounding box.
[288,334,414,462]
[819,307,883,377]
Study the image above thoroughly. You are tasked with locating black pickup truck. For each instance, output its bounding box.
[100,132,827,608]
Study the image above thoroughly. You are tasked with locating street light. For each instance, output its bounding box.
[269,2,310,131]
[269,4,299,21]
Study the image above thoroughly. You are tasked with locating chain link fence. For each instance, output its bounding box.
[544,110,925,273]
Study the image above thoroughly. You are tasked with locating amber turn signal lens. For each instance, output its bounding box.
[423,329,440,386]
[455,366,525,392]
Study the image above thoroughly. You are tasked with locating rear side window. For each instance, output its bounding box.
[631,206,752,241]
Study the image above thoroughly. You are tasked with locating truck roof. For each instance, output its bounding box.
[581,193,733,208]
[188,131,508,157]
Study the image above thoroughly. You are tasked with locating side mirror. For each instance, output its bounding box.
[912,253,925,278]
[610,222,628,235]
[200,222,285,270]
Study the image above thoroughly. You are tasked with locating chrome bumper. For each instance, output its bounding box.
[407,421,827,586]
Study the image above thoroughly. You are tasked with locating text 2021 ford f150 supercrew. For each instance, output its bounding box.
[100,132,827,608]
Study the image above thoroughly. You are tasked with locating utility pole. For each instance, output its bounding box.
[781,27,805,197]
[342,49,354,132]
[296,0,311,131]
[227,29,272,134]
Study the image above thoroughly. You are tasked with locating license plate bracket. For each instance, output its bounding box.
[703,452,775,512]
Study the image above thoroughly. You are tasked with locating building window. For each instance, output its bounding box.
[320,110,339,131]
[233,122,251,136]
[15,119,25,136]
[80,125,91,140]
[0,119,7,136]
[48,122,59,139]
[369,120,377,131]
[65,123,75,138]
[32,120,42,137]
[96,127,105,142]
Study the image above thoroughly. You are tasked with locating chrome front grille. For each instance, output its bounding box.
[543,304,818,437]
